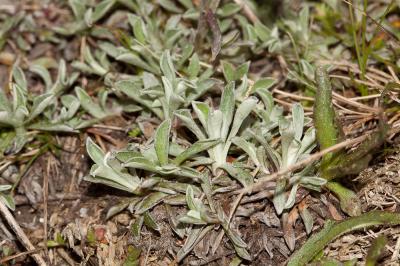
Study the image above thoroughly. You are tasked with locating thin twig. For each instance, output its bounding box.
[56,248,76,266]
[42,158,50,263]
[238,134,371,195]
[14,192,83,206]
[233,0,259,23]
[0,201,46,266]
[0,247,46,263]
[211,192,244,255]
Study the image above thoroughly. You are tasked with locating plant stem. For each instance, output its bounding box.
[288,211,400,266]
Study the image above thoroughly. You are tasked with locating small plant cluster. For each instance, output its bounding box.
[85,48,326,261]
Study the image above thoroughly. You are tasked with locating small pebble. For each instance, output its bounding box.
[115,213,130,226]
[79,208,88,218]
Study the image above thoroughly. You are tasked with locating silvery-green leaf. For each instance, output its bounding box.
[84,8,93,28]
[61,95,81,119]
[252,78,276,93]
[86,137,105,166]
[123,156,159,172]
[89,156,139,194]
[158,0,183,13]
[92,0,116,22]
[300,60,315,80]
[139,144,157,164]
[246,24,258,43]
[173,138,221,165]
[179,213,206,225]
[165,204,185,238]
[68,0,86,18]
[83,46,108,75]
[174,109,206,140]
[115,80,162,118]
[160,50,176,85]
[178,0,193,9]
[221,163,253,187]
[254,21,271,42]
[279,118,297,168]
[227,96,257,141]
[256,146,269,173]
[223,225,247,248]
[0,185,11,192]
[161,77,184,117]
[284,183,298,209]
[83,172,134,193]
[185,157,214,167]
[165,30,184,49]
[106,201,130,220]
[143,211,160,231]
[115,151,142,163]
[235,62,250,80]
[222,61,236,82]
[0,89,11,112]
[235,75,248,98]
[98,90,108,110]
[207,110,223,139]
[185,79,215,104]
[169,143,186,157]
[165,15,181,30]
[75,87,107,119]
[142,72,159,90]
[135,192,168,214]
[154,119,171,166]
[29,65,52,90]
[192,101,210,130]
[232,137,259,166]
[131,215,144,238]
[250,131,281,169]
[292,103,304,141]
[11,127,28,154]
[158,164,180,175]
[273,179,287,215]
[28,122,75,132]
[116,53,159,74]
[177,44,194,68]
[0,131,14,155]
[298,127,316,155]
[98,42,121,59]
[157,180,201,195]
[12,84,28,118]
[229,256,242,266]
[299,176,327,187]
[220,82,235,140]
[207,110,223,164]
[186,186,198,211]
[128,14,147,44]
[28,93,54,121]
[177,226,213,262]
[174,166,201,180]
[217,3,242,17]
[71,61,95,75]
[300,207,313,235]
[164,194,186,205]
[187,53,200,79]
[12,66,27,93]
[0,194,15,211]
[52,60,70,95]
[256,89,274,115]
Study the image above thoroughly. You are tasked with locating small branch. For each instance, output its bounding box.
[0,201,46,266]
[233,0,259,23]
[239,134,370,195]
[0,247,46,263]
